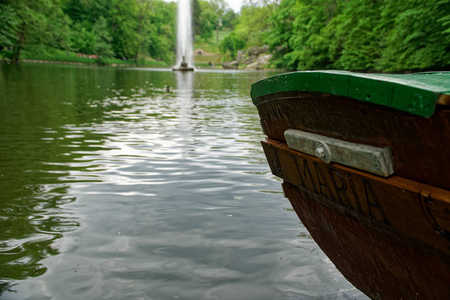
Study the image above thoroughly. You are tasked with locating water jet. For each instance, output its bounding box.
[173,0,194,71]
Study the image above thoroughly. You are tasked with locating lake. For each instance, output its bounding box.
[0,64,367,300]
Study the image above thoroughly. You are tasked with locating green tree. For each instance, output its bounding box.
[287,0,341,70]
[0,3,20,59]
[234,2,274,47]
[264,0,450,71]
[322,0,381,71]
[193,0,202,36]
[210,0,228,43]
[63,0,109,24]
[221,9,238,30]
[219,32,245,59]
[108,0,138,59]
[378,0,450,71]
[1,0,178,64]
[264,0,297,68]
[0,0,71,63]
[148,0,176,63]
[198,1,217,41]
[133,0,152,62]
[92,16,114,58]
[69,22,96,53]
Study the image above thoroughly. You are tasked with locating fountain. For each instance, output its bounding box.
[172,0,194,71]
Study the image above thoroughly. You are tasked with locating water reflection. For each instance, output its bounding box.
[0,64,120,293]
[175,71,195,150]
[0,64,367,299]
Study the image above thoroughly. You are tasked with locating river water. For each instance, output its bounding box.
[0,64,367,300]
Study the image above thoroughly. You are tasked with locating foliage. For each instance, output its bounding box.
[263,0,297,68]
[0,0,71,63]
[234,3,274,47]
[196,0,235,44]
[147,0,176,63]
[193,0,202,35]
[221,9,238,30]
[210,0,228,44]
[377,0,450,71]
[262,0,450,72]
[92,16,114,58]
[2,0,449,71]
[219,32,245,59]
[0,3,19,54]
[213,0,277,62]
[0,0,177,65]
[19,45,167,66]
[198,1,217,42]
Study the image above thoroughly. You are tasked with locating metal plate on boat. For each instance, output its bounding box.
[285,129,394,177]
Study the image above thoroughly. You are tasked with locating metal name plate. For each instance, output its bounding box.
[285,129,394,177]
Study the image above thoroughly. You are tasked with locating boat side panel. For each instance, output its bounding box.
[251,71,450,117]
[283,180,450,300]
[262,138,450,299]
[256,93,450,190]
[261,139,450,255]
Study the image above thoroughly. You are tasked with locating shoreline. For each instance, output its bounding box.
[1,58,168,68]
[1,59,284,72]
[19,59,156,67]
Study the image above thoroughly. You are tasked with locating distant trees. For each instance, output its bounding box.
[195,0,237,42]
[234,2,274,47]
[0,0,70,63]
[1,0,243,64]
[217,0,275,60]
[376,0,450,71]
[219,32,245,59]
[92,17,114,59]
[221,0,450,72]
[197,0,218,41]
[0,0,177,63]
[2,0,448,72]
[263,0,450,72]
[209,0,227,44]
[148,0,177,63]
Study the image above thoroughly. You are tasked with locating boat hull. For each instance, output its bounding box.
[252,71,450,299]
[262,138,450,299]
[256,91,450,190]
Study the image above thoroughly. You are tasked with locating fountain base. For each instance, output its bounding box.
[172,66,194,72]
[172,56,194,72]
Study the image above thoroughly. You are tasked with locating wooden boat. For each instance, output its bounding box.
[251,71,450,299]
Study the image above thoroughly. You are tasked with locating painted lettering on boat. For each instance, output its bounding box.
[419,193,450,241]
[266,144,391,225]
[269,144,283,175]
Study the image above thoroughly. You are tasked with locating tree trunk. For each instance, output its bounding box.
[216,23,219,45]
[12,23,26,64]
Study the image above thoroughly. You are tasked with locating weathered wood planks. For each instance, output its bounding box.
[262,138,450,299]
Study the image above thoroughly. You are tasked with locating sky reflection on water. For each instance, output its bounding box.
[0,64,367,299]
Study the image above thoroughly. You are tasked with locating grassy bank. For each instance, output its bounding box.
[1,31,231,68]
[1,45,169,67]
[193,30,230,66]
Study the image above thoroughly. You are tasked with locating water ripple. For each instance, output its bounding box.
[0,65,367,299]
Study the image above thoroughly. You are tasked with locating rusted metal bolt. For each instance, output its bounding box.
[315,147,326,159]
[315,143,332,164]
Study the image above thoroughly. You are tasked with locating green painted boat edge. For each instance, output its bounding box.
[251,70,450,117]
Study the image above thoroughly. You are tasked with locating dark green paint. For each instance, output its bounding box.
[251,71,450,117]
